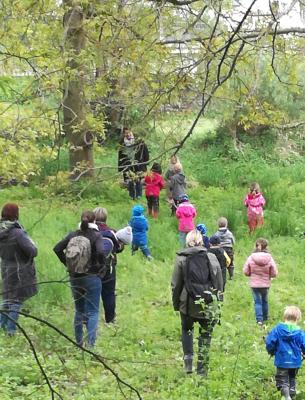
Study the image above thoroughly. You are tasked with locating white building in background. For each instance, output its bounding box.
[232,0,305,28]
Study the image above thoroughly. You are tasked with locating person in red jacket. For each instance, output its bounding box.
[144,162,165,218]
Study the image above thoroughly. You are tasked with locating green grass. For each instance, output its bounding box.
[1,123,305,399]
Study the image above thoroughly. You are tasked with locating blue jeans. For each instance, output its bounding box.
[179,232,187,248]
[251,288,269,322]
[70,275,102,346]
[0,302,22,335]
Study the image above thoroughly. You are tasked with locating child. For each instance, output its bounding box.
[213,217,235,279]
[244,182,266,233]
[243,238,277,325]
[144,162,165,218]
[169,162,186,216]
[165,155,181,199]
[266,306,305,400]
[208,235,231,292]
[176,194,196,247]
[196,223,210,249]
[129,205,152,260]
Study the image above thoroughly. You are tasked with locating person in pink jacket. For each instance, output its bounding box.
[244,182,266,233]
[176,194,197,247]
[144,163,165,218]
[243,238,278,326]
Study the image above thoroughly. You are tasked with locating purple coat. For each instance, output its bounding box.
[0,220,38,302]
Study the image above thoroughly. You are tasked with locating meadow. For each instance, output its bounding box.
[1,118,305,399]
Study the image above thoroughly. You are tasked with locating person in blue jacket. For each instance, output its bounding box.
[196,223,209,249]
[129,205,152,260]
[265,306,305,400]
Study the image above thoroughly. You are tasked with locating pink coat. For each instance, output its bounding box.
[244,192,265,217]
[144,172,165,197]
[176,202,196,232]
[243,252,278,288]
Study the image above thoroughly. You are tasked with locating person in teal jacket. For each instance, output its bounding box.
[265,306,305,400]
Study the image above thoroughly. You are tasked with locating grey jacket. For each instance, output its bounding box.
[170,173,186,200]
[214,228,235,248]
[171,246,223,319]
[0,220,38,302]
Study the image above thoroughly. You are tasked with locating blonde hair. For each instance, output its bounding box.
[93,207,108,223]
[186,230,203,248]
[250,182,260,192]
[173,162,182,173]
[255,238,268,251]
[283,306,302,322]
[218,217,228,228]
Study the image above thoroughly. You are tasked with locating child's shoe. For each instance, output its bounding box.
[183,355,193,374]
[147,255,153,261]
[281,386,292,400]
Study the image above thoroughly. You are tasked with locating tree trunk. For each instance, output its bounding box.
[62,3,94,178]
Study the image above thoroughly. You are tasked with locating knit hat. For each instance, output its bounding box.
[209,235,221,246]
[1,203,19,221]
[178,194,189,203]
[116,226,133,245]
[196,223,207,235]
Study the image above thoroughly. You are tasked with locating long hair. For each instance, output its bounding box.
[80,210,95,231]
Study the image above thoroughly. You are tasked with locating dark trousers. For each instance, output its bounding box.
[171,199,179,216]
[223,246,234,279]
[276,367,298,398]
[180,313,214,375]
[101,268,116,323]
[146,196,159,215]
[128,179,142,199]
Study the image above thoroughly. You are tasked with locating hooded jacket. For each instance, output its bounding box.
[214,228,235,248]
[118,140,149,174]
[0,220,38,302]
[244,192,266,217]
[266,323,305,368]
[171,246,223,319]
[243,251,277,288]
[176,202,196,232]
[129,205,148,246]
[170,173,186,200]
[144,172,165,197]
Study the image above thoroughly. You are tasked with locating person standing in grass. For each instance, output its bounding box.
[144,162,165,218]
[243,238,277,326]
[94,207,132,325]
[176,194,197,248]
[129,205,152,260]
[196,223,210,249]
[0,203,38,336]
[208,235,231,292]
[171,229,223,376]
[266,306,305,400]
[169,162,186,216]
[165,155,181,203]
[213,217,235,279]
[53,211,105,347]
[244,182,266,233]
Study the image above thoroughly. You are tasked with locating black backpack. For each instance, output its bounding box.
[184,251,216,304]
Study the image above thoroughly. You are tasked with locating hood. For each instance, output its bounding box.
[276,323,302,342]
[0,220,20,240]
[178,203,194,217]
[132,205,145,216]
[177,246,207,257]
[250,251,272,266]
[174,173,185,184]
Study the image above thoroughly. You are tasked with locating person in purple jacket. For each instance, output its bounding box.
[0,203,38,336]
[243,238,278,326]
[266,306,305,400]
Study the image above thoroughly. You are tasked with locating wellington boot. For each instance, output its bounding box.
[281,386,292,400]
[152,211,158,219]
[183,356,193,374]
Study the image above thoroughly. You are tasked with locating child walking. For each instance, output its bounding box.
[243,238,277,325]
[266,306,305,400]
[208,235,231,292]
[144,162,165,218]
[176,195,196,247]
[196,223,210,249]
[169,162,186,216]
[165,155,181,199]
[129,205,152,260]
[213,217,235,279]
[244,182,266,233]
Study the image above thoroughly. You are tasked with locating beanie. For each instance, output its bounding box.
[116,226,133,245]
[196,223,207,235]
[1,203,19,221]
[209,235,221,246]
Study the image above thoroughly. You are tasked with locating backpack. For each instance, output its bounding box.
[65,235,92,274]
[184,251,215,305]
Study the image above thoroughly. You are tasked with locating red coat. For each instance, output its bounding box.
[144,172,165,197]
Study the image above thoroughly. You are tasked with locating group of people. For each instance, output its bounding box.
[0,133,303,399]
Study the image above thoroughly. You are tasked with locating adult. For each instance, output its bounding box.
[0,203,38,336]
[171,230,223,376]
[93,207,132,325]
[53,211,105,347]
[118,127,149,200]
